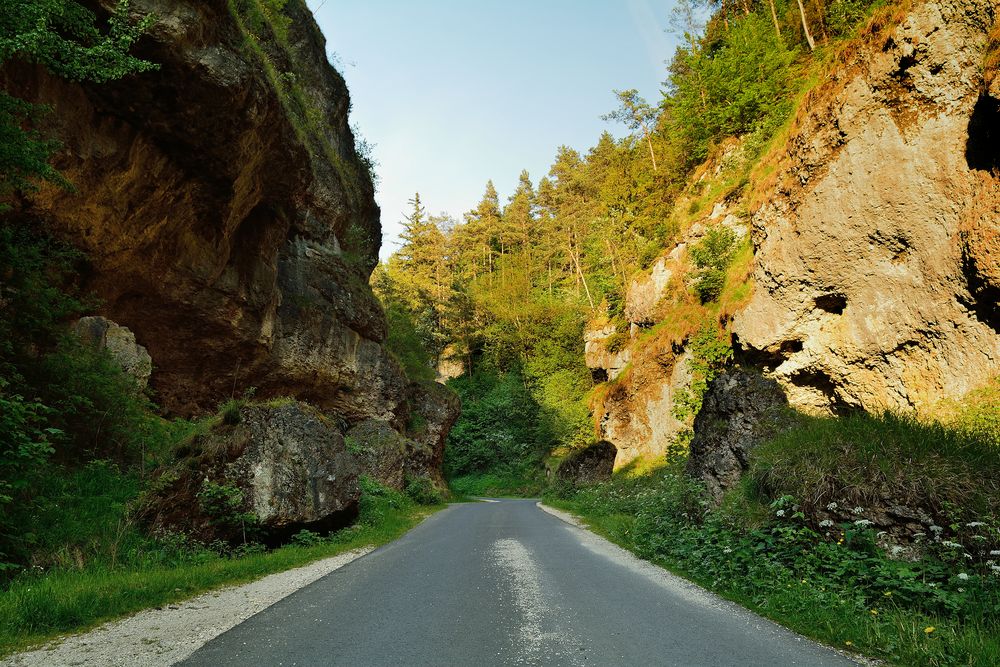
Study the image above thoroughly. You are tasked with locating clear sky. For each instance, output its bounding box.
[305,0,681,260]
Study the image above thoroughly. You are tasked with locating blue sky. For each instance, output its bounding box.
[305,1,681,259]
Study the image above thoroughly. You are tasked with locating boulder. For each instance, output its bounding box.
[143,400,359,544]
[687,369,794,503]
[556,441,616,486]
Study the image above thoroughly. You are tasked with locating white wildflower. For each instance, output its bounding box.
[722,546,733,554]
[987,560,996,567]
[826,502,839,511]
[941,541,963,549]
[913,532,926,539]
[775,509,786,517]
[990,550,1000,556]
[819,519,835,528]
[957,573,970,581]
[966,522,985,528]
[930,525,944,534]
[890,545,905,556]
[852,506,864,515]
[877,531,887,538]
[991,565,1000,575]
[854,519,874,528]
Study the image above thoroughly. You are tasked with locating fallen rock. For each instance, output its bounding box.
[556,441,616,486]
[143,400,359,544]
[687,369,795,503]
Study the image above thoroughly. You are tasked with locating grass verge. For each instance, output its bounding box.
[545,411,1000,666]
[0,483,441,657]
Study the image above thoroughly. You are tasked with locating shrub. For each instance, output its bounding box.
[404,476,444,506]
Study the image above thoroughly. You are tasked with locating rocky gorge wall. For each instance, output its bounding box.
[1,0,459,530]
[587,0,999,469]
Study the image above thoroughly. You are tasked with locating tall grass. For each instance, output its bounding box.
[0,482,437,656]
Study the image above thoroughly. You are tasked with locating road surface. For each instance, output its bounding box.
[182,499,859,666]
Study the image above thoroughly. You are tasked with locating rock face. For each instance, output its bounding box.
[2,0,415,424]
[346,419,409,491]
[405,381,462,486]
[687,370,794,503]
[556,441,616,486]
[73,316,153,387]
[732,0,1000,415]
[144,401,360,544]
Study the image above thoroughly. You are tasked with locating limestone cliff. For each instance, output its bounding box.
[1,0,457,434]
[588,0,999,467]
[733,0,999,414]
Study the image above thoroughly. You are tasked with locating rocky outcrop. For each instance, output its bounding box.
[687,370,795,503]
[733,0,1000,415]
[73,316,153,387]
[405,381,462,486]
[143,401,360,544]
[584,325,631,382]
[1,0,415,423]
[345,419,409,490]
[555,441,616,486]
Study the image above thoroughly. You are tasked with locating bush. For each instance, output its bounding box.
[404,476,444,506]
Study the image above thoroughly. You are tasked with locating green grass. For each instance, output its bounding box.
[545,408,1000,666]
[448,470,546,498]
[0,485,438,656]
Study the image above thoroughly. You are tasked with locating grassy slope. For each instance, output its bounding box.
[549,493,999,666]
[546,405,1000,666]
[0,492,442,656]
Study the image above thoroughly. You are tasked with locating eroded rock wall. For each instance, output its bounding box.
[733,0,1000,414]
[2,0,411,425]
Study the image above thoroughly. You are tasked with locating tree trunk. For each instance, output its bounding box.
[767,0,781,38]
[797,0,816,50]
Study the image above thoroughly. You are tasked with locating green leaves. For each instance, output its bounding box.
[0,0,155,194]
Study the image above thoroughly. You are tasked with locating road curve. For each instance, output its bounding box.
[182,499,859,667]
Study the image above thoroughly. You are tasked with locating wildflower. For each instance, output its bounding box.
[852,506,864,515]
[854,519,874,528]
[991,550,1000,556]
[844,641,853,646]
[890,546,905,557]
[870,609,878,615]
[876,531,887,538]
[966,522,985,528]
[883,591,892,597]
[957,573,969,581]
[826,502,839,511]
[991,565,1000,575]
[722,546,733,554]
[775,509,786,517]
[930,525,943,533]
[941,540,962,549]
[819,519,834,528]
[913,532,926,539]
[801,579,807,584]
[928,582,938,588]
[924,627,935,634]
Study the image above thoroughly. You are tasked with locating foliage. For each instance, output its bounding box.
[747,411,1000,538]
[196,480,258,541]
[671,320,733,423]
[0,476,438,655]
[403,476,445,506]
[689,225,738,303]
[0,0,155,194]
[549,449,1000,666]
[444,371,546,477]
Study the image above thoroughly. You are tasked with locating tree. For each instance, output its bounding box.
[602,89,659,172]
[0,0,156,195]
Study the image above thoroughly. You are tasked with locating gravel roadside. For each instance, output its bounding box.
[1,546,374,667]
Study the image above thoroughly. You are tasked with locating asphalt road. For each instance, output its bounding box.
[182,499,859,667]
